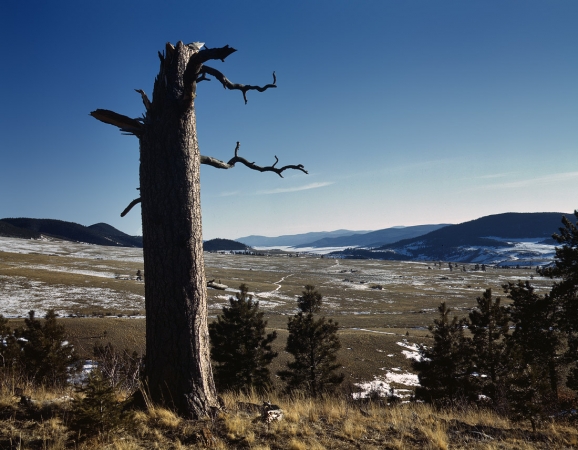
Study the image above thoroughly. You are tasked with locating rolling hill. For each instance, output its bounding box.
[333,212,572,265]
[0,218,143,248]
[203,238,250,252]
[294,224,450,248]
[236,229,371,247]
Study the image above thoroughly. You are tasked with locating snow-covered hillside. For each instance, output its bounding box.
[336,237,557,266]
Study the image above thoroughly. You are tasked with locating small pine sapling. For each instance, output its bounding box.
[209,284,277,392]
[413,302,472,404]
[0,315,16,368]
[278,285,344,397]
[15,310,79,387]
[468,288,510,404]
[71,368,127,439]
[540,211,578,391]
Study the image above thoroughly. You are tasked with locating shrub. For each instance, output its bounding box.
[93,342,143,394]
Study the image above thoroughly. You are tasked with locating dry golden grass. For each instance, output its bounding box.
[0,383,578,449]
[146,406,182,430]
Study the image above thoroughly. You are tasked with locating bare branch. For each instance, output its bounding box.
[135,89,151,111]
[90,109,143,135]
[199,66,276,104]
[196,72,210,83]
[194,45,237,65]
[183,45,237,89]
[121,198,141,217]
[200,142,307,178]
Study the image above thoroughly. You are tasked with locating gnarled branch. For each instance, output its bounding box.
[194,45,236,65]
[90,109,143,136]
[183,45,237,89]
[196,72,210,83]
[121,198,142,217]
[199,66,276,104]
[200,142,307,178]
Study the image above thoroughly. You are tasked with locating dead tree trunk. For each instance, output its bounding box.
[139,42,214,417]
[91,41,306,418]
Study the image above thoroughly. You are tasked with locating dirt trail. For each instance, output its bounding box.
[254,274,293,299]
[272,274,292,292]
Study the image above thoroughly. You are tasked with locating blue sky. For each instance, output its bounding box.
[1,1,577,240]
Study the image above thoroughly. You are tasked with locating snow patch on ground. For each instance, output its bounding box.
[0,236,144,262]
[353,370,420,399]
[397,340,423,361]
[350,328,395,335]
[252,245,353,255]
[0,275,144,317]
[14,264,115,279]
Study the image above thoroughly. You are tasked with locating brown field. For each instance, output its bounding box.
[0,237,555,396]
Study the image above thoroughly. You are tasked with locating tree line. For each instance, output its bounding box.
[413,211,578,430]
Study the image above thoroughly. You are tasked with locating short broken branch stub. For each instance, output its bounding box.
[90,109,143,136]
[121,198,142,217]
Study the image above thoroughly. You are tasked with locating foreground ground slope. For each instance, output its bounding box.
[1,388,577,449]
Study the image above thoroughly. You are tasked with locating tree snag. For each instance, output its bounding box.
[91,41,307,418]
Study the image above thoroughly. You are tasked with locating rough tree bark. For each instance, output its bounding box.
[91,41,306,418]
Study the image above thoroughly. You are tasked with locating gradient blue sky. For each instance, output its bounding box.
[1,1,577,240]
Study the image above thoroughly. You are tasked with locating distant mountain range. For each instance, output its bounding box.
[293,224,450,248]
[0,218,143,247]
[1,212,572,266]
[236,229,371,247]
[237,225,449,248]
[332,212,573,266]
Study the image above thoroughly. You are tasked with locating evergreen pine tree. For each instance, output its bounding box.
[0,315,11,368]
[413,302,472,403]
[504,351,552,431]
[540,211,578,390]
[541,210,578,302]
[16,310,79,387]
[278,285,344,397]
[0,315,19,372]
[209,284,277,392]
[71,368,126,439]
[468,289,510,403]
[504,281,561,397]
